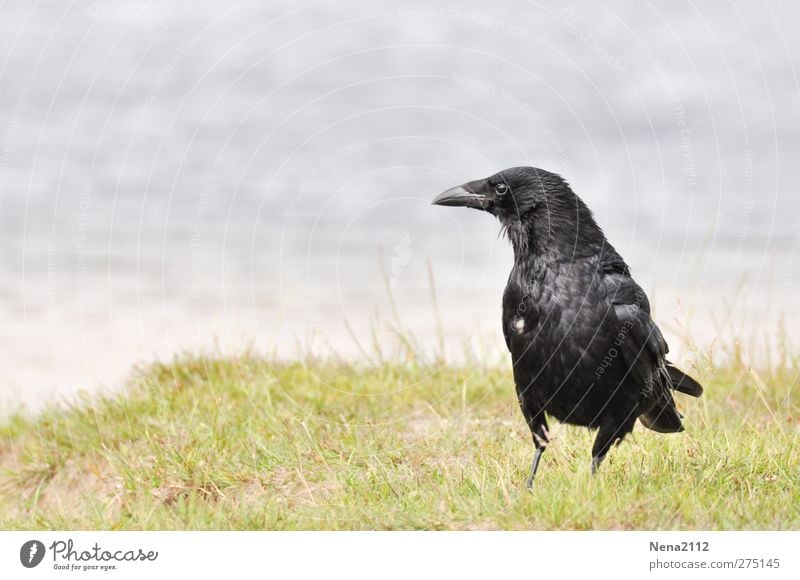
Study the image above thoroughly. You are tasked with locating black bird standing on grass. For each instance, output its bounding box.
[433,167,703,488]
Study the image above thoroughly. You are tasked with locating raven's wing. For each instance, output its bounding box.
[602,271,684,432]
[602,273,664,386]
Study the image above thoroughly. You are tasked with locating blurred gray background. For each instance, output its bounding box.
[1,0,799,408]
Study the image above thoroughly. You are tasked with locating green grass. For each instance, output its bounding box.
[1,352,798,530]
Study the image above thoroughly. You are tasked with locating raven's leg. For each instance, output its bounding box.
[524,412,549,489]
[590,410,636,474]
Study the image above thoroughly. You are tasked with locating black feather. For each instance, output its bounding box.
[666,364,704,397]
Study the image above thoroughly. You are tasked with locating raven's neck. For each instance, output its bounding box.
[504,194,609,272]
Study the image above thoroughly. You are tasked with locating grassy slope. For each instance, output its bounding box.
[0,354,798,530]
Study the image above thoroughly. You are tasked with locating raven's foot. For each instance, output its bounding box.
[525,447,545,489]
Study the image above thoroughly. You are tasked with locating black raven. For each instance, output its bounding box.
[433,166,703,488]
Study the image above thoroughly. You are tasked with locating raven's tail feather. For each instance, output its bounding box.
[639,364,703,433]
[666,365,703,397]
[639,394,684,433]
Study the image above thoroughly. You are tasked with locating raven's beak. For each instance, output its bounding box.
[431,181,489,210]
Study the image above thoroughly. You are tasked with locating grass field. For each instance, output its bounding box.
[1,348,798,530]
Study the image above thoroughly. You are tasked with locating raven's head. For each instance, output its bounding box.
[433,166,605,257]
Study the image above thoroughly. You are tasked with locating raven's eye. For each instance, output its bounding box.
[494,183,510,196]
